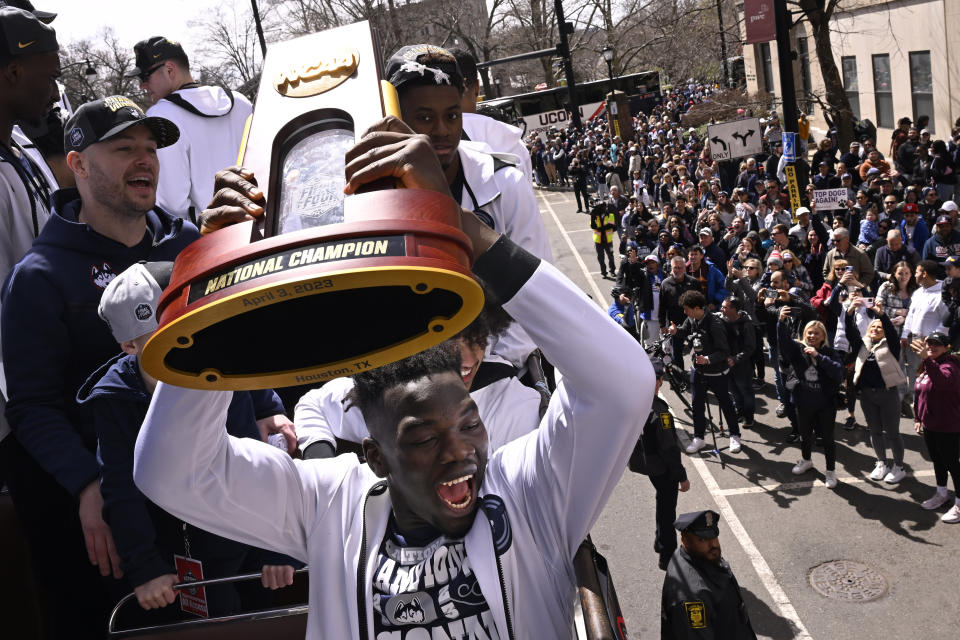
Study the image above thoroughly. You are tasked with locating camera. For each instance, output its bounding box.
[691,332,705,354]
[764,289,779,300]
[788,306,802,317]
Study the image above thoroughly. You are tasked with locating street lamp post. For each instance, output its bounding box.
[602,45,615,94]
[61,59,99,103]
[61,59,98,79]
[494,76,501,98]
[601,46,621,139]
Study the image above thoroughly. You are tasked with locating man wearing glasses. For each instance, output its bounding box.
[125,36,253,222]
[882,195,903,225]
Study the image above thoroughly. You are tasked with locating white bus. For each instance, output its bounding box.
[481,71,662,139]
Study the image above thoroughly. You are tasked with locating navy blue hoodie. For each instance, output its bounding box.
[1,189,200,496]
[77,353,291,590]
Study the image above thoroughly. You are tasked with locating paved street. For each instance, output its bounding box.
[534,189,959,640]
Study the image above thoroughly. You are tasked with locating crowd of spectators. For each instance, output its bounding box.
[560,87,960,516]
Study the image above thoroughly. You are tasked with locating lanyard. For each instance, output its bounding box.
[182,522,192,558]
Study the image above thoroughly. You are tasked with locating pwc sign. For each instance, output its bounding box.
[743,0,776,44]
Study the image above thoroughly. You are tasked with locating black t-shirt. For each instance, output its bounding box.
[372,516,496,638]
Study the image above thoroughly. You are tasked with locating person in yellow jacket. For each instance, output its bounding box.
[798,112,811,154]
[589,201,618,278]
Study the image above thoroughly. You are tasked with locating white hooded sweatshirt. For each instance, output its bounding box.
[134,236,652,639]
[148,86,253,221]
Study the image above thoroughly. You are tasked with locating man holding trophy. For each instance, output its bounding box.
[133,35,653,638]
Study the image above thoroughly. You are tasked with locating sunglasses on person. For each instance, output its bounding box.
[138,64,165,83]
[744,266,758,271]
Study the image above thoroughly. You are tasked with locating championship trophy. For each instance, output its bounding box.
[140,22,484,390]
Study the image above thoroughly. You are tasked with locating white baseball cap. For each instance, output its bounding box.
[98,262,169,343]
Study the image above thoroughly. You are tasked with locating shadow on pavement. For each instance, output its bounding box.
[833,474,942,543]
[741,585,801,640]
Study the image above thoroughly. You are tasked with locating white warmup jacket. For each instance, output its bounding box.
[903,280,949,339]
[294,369,541,453]
[134,236,652,639]
[0,126,58,442]
[457,143,553,368]
[148,86,253,221]
[462,112,532,183]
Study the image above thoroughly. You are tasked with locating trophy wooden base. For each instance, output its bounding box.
[141,190,484,390]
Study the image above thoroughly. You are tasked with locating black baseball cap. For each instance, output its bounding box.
[0,1,55,23]
[674,510,721,539]
[385,44,463,93]
[0,6,57,56]
[125,36,187,79]
[64,96,179,153]
[925,331,950,347]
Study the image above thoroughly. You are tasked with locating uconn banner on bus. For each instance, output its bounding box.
[524,102,606,140]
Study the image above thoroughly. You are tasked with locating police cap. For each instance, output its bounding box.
[674,509,720,539]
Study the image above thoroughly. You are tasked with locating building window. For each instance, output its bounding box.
[797,37,814,115]
[759,43,774,95]
[872,54,893,128]
[910,51,934,133]
[841,56,860,120]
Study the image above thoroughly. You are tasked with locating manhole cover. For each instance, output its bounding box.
[808,560,887,602]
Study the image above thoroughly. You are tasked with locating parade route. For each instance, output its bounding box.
[537,188,960,640]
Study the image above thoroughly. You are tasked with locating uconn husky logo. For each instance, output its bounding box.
[90,262,117,289]
[394,597,425,624]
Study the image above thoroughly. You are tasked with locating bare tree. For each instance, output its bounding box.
[789,0,855,146]
[190,4,267,99]
[265,0,496,67]
[265,0,398,53]
[58,28,146,109]
[501,0,558,83]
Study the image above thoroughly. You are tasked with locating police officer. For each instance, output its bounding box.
[628,358,690,570]
[589,199,618,278]
[662,510,757,640]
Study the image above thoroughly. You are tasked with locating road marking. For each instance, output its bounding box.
[689,454,814,640]
[537,192,605,304]
[717,469,936,496]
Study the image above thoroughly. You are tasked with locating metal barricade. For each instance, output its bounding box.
[108,568,308,639]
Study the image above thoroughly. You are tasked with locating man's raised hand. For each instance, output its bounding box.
[199,166,265,234]
[343,116,449,195]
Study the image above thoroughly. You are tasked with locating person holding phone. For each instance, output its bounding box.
[756,271,817,436]
[845,295,909,484]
